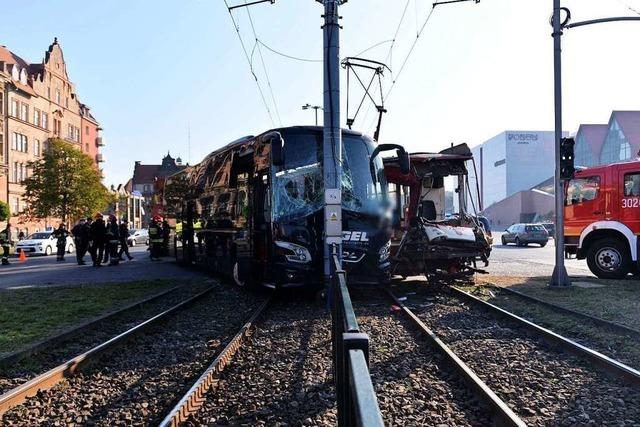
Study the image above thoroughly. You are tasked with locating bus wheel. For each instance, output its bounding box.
[232,260,246,287]
[586,238,631,279]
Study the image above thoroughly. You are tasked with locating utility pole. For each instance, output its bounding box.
[549,1,640,287]
[302,103,322,126]
[322,0,344,281]
[550,0,571,288]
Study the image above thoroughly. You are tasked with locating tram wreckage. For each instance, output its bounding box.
[384,143,491,281]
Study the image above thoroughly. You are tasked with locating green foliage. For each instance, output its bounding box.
[163,172,190,216]
[23,139,111,222]
[0,201,9,222]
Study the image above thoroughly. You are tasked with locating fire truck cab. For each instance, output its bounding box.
[564,159,640,279]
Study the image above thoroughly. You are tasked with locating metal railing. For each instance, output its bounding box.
[330,244,384,427]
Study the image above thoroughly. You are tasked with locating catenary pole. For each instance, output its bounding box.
[550,0,571,287]
[323,0,343,280]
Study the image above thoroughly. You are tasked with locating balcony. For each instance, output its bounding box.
[96,136,105,147]
[96,153,105,163]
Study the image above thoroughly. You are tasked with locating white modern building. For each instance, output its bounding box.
[468,130,568,212]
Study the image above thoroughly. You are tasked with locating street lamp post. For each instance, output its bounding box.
[549,1,640,288]
[302,103,323,126]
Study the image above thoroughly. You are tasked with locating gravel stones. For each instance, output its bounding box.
[354,299,492,426]
[193,298,336,426]
[2,284,258,425]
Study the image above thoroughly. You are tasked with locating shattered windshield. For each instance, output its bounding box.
[272,131,388,221]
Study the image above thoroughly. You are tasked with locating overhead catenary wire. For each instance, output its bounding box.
[615,0,640,16]
[256,39,322,62]
[244,1,283,126]
[223,0,276,127]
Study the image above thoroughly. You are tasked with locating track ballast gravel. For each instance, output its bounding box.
[192,296,336,426]
[2,284,260,425]
[0,282,211,395]
[404,289,640,427]
[352,291,492,426]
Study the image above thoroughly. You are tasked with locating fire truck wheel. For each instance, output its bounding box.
[586,238,631,279]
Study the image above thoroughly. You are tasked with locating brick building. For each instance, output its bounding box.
[0,38,104,235]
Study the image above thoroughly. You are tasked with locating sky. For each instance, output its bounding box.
[1,0,640,187]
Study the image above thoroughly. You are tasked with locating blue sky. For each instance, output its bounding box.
[2,0,640,186]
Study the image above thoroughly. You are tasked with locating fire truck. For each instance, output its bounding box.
[564,159,640,279]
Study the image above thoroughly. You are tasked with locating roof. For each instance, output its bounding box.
[576,124,608,156]
[0,45,29,70]
[612,111,640,147]
[133,164,161,184]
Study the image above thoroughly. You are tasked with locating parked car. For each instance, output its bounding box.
[541,222,555,237]
[15,231,75,256]
[501,223,549,247]
[127,228,149,246]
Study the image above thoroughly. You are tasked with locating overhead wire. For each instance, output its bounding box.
[256,39,322,62]
[244,0,283,126]
[615,0,640,15]
[223,0,275,127]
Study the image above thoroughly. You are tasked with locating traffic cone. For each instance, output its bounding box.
[18,250,27,262]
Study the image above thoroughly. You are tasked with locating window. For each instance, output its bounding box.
[20,103,28,121]
[494,159,506,167]
[566,176,600,205]
[47,87,51,99]
[55,89,61,104]
[11,133,28,153]
[85,125,89,135]
[42,112,48,130]
[34,139,41,157]
[10,99,19,117]
[65,97,69,108]
[575,134,596,167]
[0,92,3,115]
[12,197,19,214]
[601,119,632,164]
[68,124,74,140]
[33,109,40,127]
[12,162,18,183]
[624,173,640,197]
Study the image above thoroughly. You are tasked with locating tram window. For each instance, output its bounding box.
[624,173,640,197]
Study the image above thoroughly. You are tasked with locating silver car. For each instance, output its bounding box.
[501,224,549,247]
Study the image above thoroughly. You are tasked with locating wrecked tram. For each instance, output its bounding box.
[384,143,492,282]
[174,126,409,288]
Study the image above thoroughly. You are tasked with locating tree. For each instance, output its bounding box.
[0,201,9,223]
[162,171,191,216]
[23,138,112,223]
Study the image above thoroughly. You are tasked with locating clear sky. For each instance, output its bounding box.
[1,0,639,186]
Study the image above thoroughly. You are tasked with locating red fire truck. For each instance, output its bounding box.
[564,159,640,279]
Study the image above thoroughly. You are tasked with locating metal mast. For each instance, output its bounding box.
[322,0,344,280]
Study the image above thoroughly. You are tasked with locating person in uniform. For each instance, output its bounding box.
[148,216,163,261]
[0,223,13,265]
[118,220,133,261]
[71,218,89,265]
[106,215,120,266]
[89,214,106,267]
[52,223,70,262]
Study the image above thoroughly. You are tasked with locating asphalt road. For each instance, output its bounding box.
[0,246,207,290]
[486,232,594,278]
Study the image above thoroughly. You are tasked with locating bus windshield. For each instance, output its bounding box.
[272,131,388,221]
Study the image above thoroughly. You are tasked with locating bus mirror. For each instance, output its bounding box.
[268,132,285,167]
[398,149,410,175]
[370,143,410,177]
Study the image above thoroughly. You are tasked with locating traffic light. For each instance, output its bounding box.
[560,137,575,180]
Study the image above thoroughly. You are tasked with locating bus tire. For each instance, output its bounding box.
[232,259,251,288]
[586,238,631,279]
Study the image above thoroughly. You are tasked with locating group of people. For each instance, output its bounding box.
[0,214,168,267]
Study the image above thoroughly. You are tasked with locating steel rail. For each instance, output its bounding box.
[0,285,182,367]
[158,296,272,427]
[385,289,526,427]
[0,287,214,416]
[482,283,640,340]
[450,286,640,386]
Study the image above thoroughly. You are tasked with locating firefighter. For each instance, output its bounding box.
[89,213,106,267]
[106,215,120,266]
[52,223,70,262]
[162,219,171,256]
[148,216,163,261]
[1,223,13,265]
[118,219,133,261]
[71,218,89,265]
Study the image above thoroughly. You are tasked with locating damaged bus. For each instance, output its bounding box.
[384,143,492,282]
[175,126,409,288]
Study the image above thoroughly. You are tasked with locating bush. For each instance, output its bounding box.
[0,201,9,223]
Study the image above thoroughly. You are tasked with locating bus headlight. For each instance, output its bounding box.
[379,241,391,262]
[275,241,311,264]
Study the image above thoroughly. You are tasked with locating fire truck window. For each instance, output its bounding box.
[566,176,600,206]
[624,173,640,197]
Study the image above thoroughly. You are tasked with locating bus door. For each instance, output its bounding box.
[228,153,253,280]
[251,171,271,283]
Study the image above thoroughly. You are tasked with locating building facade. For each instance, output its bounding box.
[131,153,185,226]
[0,39,104,235]
[468,130,567,211]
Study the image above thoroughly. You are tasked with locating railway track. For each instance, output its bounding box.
[0,284,261,424]
[386,282,640,426]
[160,295,336,426]
[0,283,210,396]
